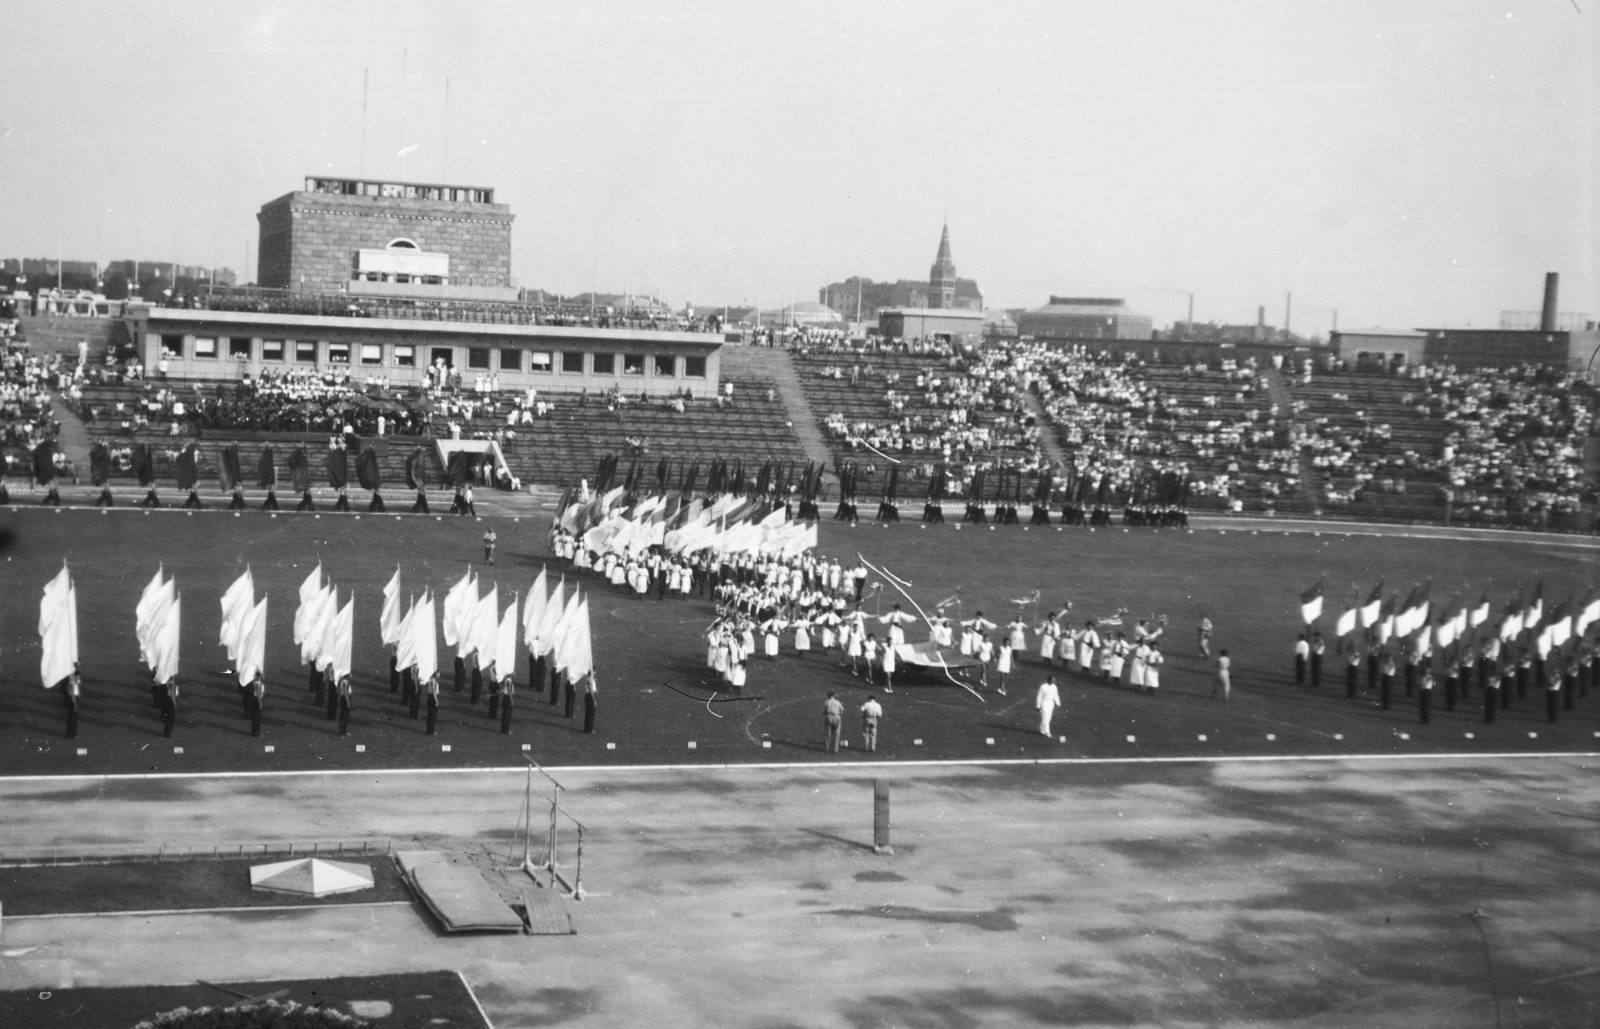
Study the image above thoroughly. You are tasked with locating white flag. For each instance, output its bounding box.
[442,569,475,647]
[38,566,78,688]
[536,578,569,657]
[380,566,403,647]
[317,588,342,673]
[328,598,354,681]
[395,597,419,672]
[237,597,269,687]
[138,577,177,668]
[153,593,181,685]
[549,590,583,668]
[494,595,519,679]
[522,567,548,645]
[300,585,336,666]
[1334,607,1357,638]
[293,564,325,647]
[472,586,499,665]
[414,592,439,683]
[557,597,593,681]
[219,569,255,661]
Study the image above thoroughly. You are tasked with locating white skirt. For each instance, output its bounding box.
[795,629,811,651]
[1108,655,1124,679]
[1130,660,1147,687]
[1040,637,1056,660]
[821,628,835,649]
[997,650,1013,674]
[1078,643,1095,667]
[764,634,779,656]
[1146,669,1160,689]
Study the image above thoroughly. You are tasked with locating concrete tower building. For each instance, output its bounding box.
[928,222,956,310]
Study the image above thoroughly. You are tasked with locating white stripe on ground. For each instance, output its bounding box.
[2,750,1595,784]
[3,900,417,921]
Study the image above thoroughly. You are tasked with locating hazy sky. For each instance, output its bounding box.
[1,1,1594,331]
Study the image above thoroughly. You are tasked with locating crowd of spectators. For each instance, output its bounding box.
[0,317,70,480]
[1291,361,1593,522]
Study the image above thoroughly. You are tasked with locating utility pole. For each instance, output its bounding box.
[1284,291,1292,341]
[360,68,368,177]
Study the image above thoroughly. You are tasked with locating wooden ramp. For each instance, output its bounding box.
[395,850,525,933]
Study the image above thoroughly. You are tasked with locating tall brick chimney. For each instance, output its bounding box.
[1540,272,1559,332]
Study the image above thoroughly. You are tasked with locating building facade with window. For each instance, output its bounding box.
[256,176,515,299]
[128,305,722,395]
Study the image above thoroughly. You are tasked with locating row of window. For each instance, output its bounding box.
[305,177,493,204]
[160,335,706,377]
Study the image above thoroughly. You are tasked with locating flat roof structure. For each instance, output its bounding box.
[128,305,723,395]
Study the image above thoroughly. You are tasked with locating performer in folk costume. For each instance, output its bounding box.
[1036,612,1063,666]
[1077,621,1101,673]
[792,615,813,658]
[1144,642,1164,695]
[1106,632,1128,681]
[1129,639,1150,690]
[249,674,267,737]
[995,637,1013,696]
[1006,617,1028,654]
[976,633,995,689]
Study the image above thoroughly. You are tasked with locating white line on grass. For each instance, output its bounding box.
[3,750,1595,784]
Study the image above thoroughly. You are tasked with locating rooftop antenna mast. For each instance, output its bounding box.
[441,77,449,181]
[359,68,368,177]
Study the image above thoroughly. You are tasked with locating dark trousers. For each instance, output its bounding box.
[1459,669,1471,699]
[583,693,596,733]
[530,653,543,693]
[426,695,438,735]
[564,680,576,718]
[1380,674,1393,710]
[152,680,164,708]
[1346,665,1358,700]
[454,656,465,693]
[338,697,351,735]
[1484,688,1497,723]
[326,682,338,720]
[1404,663,1416,698]
[241,685,252,718]
[500,696,513,734]
[1444,674,1458,712]
[309,666,321,697]
[1547,689,1560,722]
[1295,655,1305,684]
[1419,690,1431,724]
[409,685,421,719]
[471,667,483,705]
[249,697,263,736]
[1564,678,1576,711]
[313,670,325,708]
[488,680,500,719]
[390,655,400,693]
[1516,666,1529,698]
[550,671,561,705]
[401,668,415,706]
[1310,654,1322,689]
[65,699,79,738]
[1367,656,1379,692]
[161,696,176,737]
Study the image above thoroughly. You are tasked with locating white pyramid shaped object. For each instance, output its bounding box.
[249,857,375,898]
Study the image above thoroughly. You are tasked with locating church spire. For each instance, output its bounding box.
[928,220,956,310]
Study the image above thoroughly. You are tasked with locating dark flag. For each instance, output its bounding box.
[219,444,242,493]
[327,447,349,489]
[89,443,111,487]
[446,450,476,487]
[175,444,199,491]
[288,446,311,493]
[257,446,277,488]
[32,441,57,484]
[357,447,380,491]
[134,444,155,487]
[656,457,670,493]
[404,446,425,490]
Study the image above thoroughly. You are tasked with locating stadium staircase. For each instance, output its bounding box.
[1263,365,1323,514]
[718,346,832,468]
[1020,388,1069,470]
[47,396,93,478]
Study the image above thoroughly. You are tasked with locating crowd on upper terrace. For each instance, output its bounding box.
[1290,359,1592,520]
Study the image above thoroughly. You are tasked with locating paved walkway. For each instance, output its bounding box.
[1,757,1595,1027]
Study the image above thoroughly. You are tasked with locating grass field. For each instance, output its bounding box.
[1,505,1597,777]
[0,853,412,916]
[0,971,490,1029]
